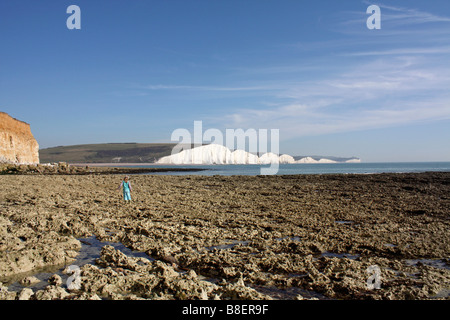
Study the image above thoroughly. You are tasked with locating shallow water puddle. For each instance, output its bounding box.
[276,236,302,242]
[76,236,154,265]
[2,264,68,293]
[405,258,450,270]
[205,235,301,252]
[205,240,250,251]
[335,220,354,225]
[249,284,330,300]
[431,288,450,299]
[198,274,327,300]
[3,235,153,292]
[320,252,360,260]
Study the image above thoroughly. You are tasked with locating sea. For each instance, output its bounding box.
[130,162,450,176]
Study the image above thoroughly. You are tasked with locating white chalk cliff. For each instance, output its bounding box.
[157,144,360,165]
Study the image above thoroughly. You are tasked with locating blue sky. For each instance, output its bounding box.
[1,0,449,162]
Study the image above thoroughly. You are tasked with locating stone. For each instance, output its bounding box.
[48,274,63,286]
[19,276,40,286]
[34,285,70,300]
[17,288,34,300]
[0,283,16,300]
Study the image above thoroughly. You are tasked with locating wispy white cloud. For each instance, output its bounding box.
[135,2,450,142]
[343,46,450,57]
[337,1,450,37]
[215,53,450,139]
[142,84,279,92]
[222,99,450,139]
[372,2,450,25]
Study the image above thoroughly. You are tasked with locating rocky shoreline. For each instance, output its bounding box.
[0,163,206,175]
[0,171,449,300]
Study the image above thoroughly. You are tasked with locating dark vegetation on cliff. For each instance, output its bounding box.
[39,143,176,164]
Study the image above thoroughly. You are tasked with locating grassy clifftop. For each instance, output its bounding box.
[39,143,176,164]
[39,143,360,164]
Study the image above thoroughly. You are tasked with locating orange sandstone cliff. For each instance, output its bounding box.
[0,112,39,164]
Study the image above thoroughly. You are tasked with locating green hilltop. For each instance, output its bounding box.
[39,143,176,164]
[39,143,360,164]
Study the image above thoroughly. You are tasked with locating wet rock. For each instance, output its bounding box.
[71,292,102,300]
[19,276,40,286]
[34,285,71,300]
[217,276,272,300]
[0,228,81,278]
[0,283,16,300]
[78,246,221,300]
[96,245,140,271]
[48,274,63,286]
[1,172,449,300]
[17,288,34,300]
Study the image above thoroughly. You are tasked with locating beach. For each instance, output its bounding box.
[0,171,449,300]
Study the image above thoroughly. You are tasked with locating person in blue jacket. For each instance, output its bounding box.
[118,176,132,201]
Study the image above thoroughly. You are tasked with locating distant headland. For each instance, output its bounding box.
[39,142,360,165]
